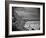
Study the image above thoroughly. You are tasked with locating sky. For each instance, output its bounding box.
[13,7,40,20]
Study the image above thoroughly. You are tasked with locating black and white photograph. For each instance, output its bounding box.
[12,7,40,31]
[5,1,45,37]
